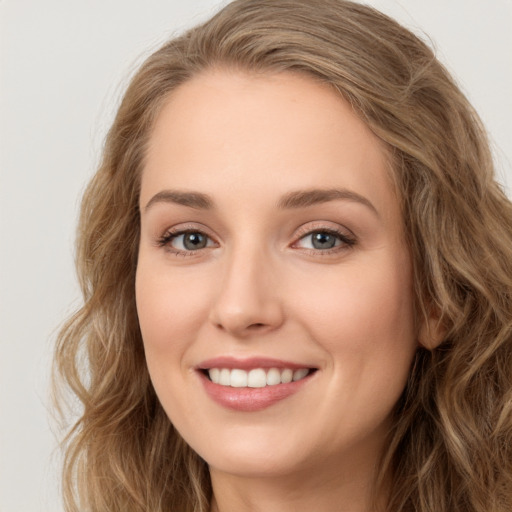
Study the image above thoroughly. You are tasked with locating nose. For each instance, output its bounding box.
[208,243,284,338]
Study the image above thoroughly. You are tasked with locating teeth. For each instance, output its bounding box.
[281,369,293,383]
[266,368,281,386]
[207,367,311,387]
[209,368,220,383]
[293,368,309,381]
[230,369,247,388]
[219,368,230,386]
[248,368,267,388]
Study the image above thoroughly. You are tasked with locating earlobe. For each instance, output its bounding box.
[418,312,445,350]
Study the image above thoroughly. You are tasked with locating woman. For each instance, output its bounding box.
[54,0,512,511]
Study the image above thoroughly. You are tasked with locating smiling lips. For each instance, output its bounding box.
[208,367,311,387]
[198,358,316,411]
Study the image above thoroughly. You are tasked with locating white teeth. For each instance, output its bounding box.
[209,368,220,383]
[230,369,247,387]
[207,367,311,387]
[248,368,267,388]
[293,368,309,381]
[266,368,281,386]
[219,368,231,386]
[281,369,293,384]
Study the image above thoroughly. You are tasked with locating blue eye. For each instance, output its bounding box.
[296,229,355,251]
[309,232,339,249]
[159,230,214,252]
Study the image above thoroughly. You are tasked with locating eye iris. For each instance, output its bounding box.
[311,232,336,249]
[183,232,207,250]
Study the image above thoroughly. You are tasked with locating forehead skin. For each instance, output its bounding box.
[140,70,400,237]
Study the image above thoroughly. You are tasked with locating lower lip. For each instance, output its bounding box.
[199,371,313,412]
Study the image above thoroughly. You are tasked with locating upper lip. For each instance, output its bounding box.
[197,356,315,371]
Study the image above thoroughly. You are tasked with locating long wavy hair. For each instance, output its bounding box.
[53,1,512,510]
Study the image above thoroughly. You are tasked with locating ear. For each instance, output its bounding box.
[418,310,445,350]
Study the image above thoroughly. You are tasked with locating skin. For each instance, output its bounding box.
[136,70,423,512]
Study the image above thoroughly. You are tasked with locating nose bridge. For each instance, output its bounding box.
[209,236,283,336]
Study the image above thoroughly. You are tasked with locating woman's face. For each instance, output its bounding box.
[136,70,418,481]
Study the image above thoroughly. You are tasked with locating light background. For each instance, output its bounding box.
[1,1,511,510]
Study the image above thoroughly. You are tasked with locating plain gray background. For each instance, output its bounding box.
[1,1,511,510]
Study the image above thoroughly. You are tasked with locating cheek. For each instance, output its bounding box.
[135,264,210,366]
[135,263,212,423]
[294,253,416,378]
[293,256,417,442]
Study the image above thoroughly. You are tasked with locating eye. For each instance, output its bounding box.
[294,228,355,252]
[158,230,216,253]
[302,231,339,250]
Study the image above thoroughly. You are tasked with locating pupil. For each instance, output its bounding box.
[312,232,336,249]
[184,233,207,250]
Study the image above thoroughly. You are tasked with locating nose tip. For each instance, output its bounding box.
[208,255,284,338]
[210,298,284,338]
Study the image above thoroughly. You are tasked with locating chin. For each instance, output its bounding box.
[184,424,315,478]
[206,447,312,479]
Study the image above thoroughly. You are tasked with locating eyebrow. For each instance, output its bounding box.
[144,190,213,211]
[277,188,379,216]
[144,187,378,216]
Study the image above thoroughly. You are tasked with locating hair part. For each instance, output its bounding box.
[54,1,512,511]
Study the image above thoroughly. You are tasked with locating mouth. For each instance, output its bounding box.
[196,357,318,412]
[202,367,316,388]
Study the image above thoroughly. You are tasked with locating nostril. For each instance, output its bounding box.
[248,323,266,330]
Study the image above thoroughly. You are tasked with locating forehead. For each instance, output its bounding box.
[141,70,398,219]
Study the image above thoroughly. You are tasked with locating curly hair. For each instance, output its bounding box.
[53,1,512,510]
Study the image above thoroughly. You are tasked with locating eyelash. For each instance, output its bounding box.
[292,226,356,255]
[157,225,356,257]
[157,229,217,256]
